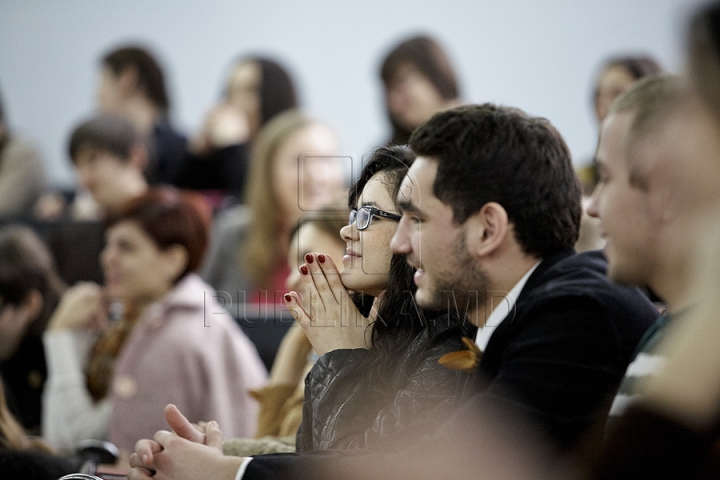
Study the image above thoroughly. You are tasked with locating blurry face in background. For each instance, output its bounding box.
[97,66,124,113]
[286,222,346,298]
[101,221,179,305]
[339,172,398,296]
[386,63,447,131]
[74,147,138,211]
[226,61,262,138]
[594,65,637,124]
[271,123,345,226]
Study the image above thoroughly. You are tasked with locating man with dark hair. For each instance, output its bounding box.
[127,104,658,480]
[98,45,186,185]
[68,114,149,215]
[389,103,657,448]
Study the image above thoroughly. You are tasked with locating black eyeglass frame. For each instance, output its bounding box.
[349,206,401,231]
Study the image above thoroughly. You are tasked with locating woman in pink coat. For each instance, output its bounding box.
[42,187,266,456]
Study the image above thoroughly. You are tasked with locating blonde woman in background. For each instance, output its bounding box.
[201,109,346,305]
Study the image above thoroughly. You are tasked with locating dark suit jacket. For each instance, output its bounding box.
[470,248,658,449]
[242,249,659,479]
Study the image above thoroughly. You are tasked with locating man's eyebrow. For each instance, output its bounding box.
[359,201,380,208]
[397,198,419,213]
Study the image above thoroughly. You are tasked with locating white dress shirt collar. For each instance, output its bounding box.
[475,261,541,350]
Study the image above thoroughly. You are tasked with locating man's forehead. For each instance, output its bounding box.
[397,157,438,205]
[597,112,634,167]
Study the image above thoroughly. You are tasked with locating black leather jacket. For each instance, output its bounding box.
[297,316,476,452]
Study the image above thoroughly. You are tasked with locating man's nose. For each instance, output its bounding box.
[390,216,411,254]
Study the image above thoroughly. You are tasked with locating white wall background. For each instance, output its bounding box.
[0,0,705,188]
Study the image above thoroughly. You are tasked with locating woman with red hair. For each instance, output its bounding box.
[42,187,266,457]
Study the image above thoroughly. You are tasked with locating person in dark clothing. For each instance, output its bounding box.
[0,380,79,480]
[127,105,657,480]
[0,225,65,434]
[175,56,299,204]
[98,45,186,186]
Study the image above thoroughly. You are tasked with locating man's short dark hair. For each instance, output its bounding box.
[409,103,582,257]
[68,114,142,164]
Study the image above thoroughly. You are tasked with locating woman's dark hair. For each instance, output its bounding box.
[350,146,465,385]
[380,35,460,145]
[0,225,65,338]
[689,2,720,123]
[593,55,663,105]
[256,58,298,126]
[225,56,298,127]
[102,45,170,112]
[105,187,212,281]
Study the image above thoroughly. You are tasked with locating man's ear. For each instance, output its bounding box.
[128,142,149,173]
[464,202,509,258]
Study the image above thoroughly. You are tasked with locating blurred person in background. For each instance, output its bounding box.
[67,114,150,220]
[201,109,346,304]
[97,45,186,186]
[0,380,80,480]
[577,54,663,195]
[42,187,266,458]
[575,54,662,253]
[0,225,65,435]
[379,34,462,146]
[0,86,47,218]
[175,56,298,206]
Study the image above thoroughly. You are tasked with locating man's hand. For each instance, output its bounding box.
[129,404,243,480]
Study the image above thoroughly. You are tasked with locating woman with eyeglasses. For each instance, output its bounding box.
[283,144,474,452]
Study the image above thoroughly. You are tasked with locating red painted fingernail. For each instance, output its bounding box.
[318,254,326,263]
[300,265,308,275]
[284,293,292,302]
[305,253,314,264]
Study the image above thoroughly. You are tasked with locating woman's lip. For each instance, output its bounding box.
[343,254,360,263]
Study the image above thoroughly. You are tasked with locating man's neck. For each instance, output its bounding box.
[466,255,541,328]
[654,262,695,314]
[652,225,699,313]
